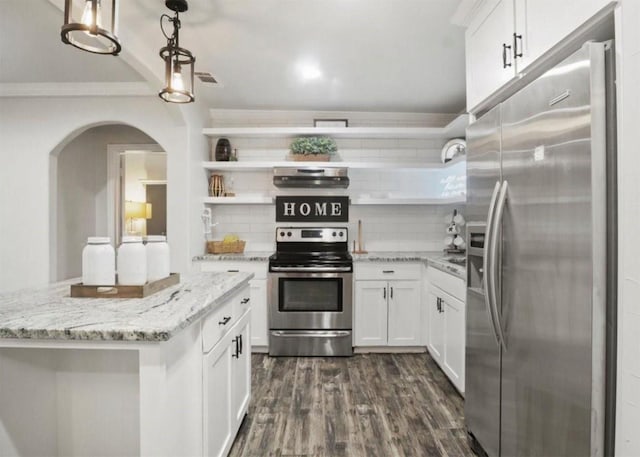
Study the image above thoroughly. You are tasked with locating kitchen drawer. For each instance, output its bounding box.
[233,287,251,320]
[199,261,267,280]
[202,299,234,353]
[427,266,466,301]
[355,263,421,281]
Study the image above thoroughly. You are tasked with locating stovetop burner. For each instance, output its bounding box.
[270,226,352,270]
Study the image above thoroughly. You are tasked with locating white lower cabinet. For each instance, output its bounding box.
[387,281,421,346]
[426,266,466,394]
[354,280,388,345]
[231,321,251,424]
[203,339,233,457]
[248,280,267,347]
[354,279,421,347]
[198,261,268,349]
[203,310,251,457]
[427,289,445,361]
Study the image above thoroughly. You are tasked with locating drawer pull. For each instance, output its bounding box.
[227,269,240,273]
[382,270,395,274]
[241,297,250,304]
[390,286,393,299]
[218,316,231,326]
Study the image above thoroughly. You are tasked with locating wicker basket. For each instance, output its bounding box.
[206,240,246,254]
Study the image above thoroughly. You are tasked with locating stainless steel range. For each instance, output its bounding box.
[268,227,353,356]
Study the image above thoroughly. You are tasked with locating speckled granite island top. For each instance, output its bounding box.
[0,272,253,342]
[192,251,272,262]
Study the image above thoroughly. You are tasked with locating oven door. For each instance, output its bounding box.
[268,270,353,330]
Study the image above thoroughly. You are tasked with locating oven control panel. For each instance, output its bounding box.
[276,227,347,243]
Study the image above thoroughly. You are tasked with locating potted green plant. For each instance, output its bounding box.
[289,136,337,161]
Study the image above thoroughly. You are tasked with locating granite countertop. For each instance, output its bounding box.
[352,251,466,279]
[0,272,253,343]
[351,251,442,262]
[193,251,273,262]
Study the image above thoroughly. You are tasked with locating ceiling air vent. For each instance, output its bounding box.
[195,72,218,84]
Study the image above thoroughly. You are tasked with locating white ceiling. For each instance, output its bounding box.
[1,0,467,113]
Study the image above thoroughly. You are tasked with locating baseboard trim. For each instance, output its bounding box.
[354,346,427,354]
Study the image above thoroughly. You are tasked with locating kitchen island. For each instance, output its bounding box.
[0,272,253,457]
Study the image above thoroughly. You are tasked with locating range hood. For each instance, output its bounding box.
[273,167,349,189]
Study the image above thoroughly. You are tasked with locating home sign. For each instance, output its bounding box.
[275,196,349,222]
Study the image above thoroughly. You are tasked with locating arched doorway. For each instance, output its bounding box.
[51,124,166,282]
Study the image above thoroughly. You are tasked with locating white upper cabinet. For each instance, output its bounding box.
[466,0,517,111]
[514,0,614,69]
[465,0,616,111]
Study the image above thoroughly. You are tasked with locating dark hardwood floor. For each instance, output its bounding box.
[228,353,475,457]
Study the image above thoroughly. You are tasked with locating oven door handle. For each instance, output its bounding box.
[270,266,352,272]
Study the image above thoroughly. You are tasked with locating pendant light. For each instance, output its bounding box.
[159,0,196,103]
[61,0,121,55]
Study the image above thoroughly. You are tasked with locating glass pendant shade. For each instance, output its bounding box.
[61,0,121,55]
[159,45,195,103]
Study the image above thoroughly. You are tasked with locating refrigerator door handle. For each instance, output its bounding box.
[489,180,509,351]
[483,180,504,348]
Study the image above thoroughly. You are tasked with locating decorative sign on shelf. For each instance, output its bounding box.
[275,196,349,222]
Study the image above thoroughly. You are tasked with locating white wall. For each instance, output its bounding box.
[615,1,640,454]
[0,96,205,293]
[56,125,156,281]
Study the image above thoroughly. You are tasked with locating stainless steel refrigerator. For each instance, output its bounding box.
[464,41,617,457]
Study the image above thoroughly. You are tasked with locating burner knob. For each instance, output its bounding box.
[339,231,344,237]
[332,231,337,237]
[279,231,285,237]
[287,231,292,237]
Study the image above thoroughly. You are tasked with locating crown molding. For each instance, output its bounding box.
[450,0,486,28]
[0,82,155,98]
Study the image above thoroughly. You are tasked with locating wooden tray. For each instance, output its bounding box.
[70,273,180,299]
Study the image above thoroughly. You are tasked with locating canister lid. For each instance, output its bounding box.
[145,235,167,242]
[121,236,143,243]
[87,237,111,244]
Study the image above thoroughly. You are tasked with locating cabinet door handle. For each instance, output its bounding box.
[239,334,243,355]
[241,297,250,304]
[227,269,240,273]
[502,43,512,68]
[382,270,395,274]
[436,297,440,312]
[232,337,239,358]
[513,33,523,58]
[218,316,231,326]
[440,298,445,313]
[383,287,386,299]
[390,287,393,299]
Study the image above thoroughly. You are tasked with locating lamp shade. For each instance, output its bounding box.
[61,0,121,55]
[159,45,195,103]
[125,201,148,220]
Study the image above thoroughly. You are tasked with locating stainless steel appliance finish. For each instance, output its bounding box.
[268,270,353,330]
[273,167,350,188]
[465,42,616,457]
[268,227,353,356]
[269,330,352,357]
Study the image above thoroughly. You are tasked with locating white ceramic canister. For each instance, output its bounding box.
[82,237,116,286]
[145,235,170,281]
[117,236,147,285]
